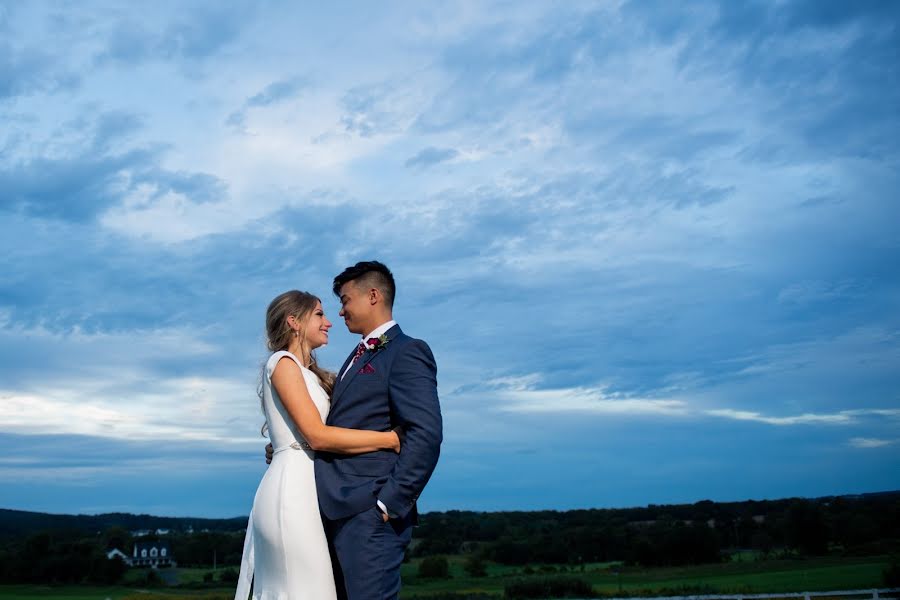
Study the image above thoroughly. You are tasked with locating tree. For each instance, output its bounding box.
[102,526,132,551]
[464,554,487,577]
[883,557,900,587]
[145,569,163,587]
[786,501,828,556]
[418,556,450,578]
[89,553,127,584]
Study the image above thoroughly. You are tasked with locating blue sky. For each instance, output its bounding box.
[1,1,898,518]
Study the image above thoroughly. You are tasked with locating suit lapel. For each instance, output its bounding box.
[332,325,402,405]
[332,346,360,404]
[337,347,357,382]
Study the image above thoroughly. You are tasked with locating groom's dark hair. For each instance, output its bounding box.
[333,260,396,308]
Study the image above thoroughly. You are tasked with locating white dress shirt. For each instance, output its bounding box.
[340,320,397,379]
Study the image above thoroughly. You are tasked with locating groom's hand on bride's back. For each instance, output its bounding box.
[265,443,274,464]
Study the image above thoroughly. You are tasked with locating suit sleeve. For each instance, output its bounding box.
[378,339,443,519]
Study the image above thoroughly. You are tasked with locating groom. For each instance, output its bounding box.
[269,260,442,599]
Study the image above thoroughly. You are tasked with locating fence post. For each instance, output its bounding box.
[872,590,879,600]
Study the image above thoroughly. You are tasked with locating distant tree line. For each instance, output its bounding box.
[0,508,246,538]
[0,491,897,583]
[411,493,900,567]
[0,529,127,584]
[0,525,245,584]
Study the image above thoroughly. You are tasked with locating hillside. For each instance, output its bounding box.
[0,508,246,538]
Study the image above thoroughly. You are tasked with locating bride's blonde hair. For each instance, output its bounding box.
[258,290,336,435]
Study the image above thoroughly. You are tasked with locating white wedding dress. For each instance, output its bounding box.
[235,351,337,600]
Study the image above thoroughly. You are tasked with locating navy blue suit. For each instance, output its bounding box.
[315,324,442,600]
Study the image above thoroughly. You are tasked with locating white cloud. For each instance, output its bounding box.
[484,373,900,428]
[2,1,899,513]
[0,320,263,444]
[487,374,688,416]
[0,455,258,484]
[100,189,243,244]
[0,379,260,444]
[705,409,855,426]
[705,407,900,427]
[845,409,900,418]
[848,437,896,449]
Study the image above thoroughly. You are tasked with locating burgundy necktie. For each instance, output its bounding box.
[341,342,367,380]
[350,341,367,364]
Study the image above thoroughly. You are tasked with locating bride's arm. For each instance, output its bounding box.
[271,357,400,454]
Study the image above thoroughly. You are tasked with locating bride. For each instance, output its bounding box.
[235,290,401,600]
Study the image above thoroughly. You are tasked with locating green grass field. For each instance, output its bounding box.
[395,554,890,597]
[0,585,234,600]
[0,555,891,599]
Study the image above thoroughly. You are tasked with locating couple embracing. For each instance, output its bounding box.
[235,261,443,600]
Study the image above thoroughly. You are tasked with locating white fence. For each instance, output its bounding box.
[601,589,900,600]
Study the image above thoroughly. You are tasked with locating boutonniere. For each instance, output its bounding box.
[365,334,390,352]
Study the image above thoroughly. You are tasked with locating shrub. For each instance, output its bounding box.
[505,576,595,599]
[103,555,128,583]
[884,556,900,587]
[464,554,487,577]
[539,564,558,573]
[403,595,495,600]
[121,594,233,600]
[144,569,163,587]
[418,555,451,578]
[87,554,127,584]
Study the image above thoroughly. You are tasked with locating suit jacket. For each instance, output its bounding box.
[314,324,442,521]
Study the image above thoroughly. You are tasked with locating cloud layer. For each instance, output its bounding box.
[1,1,898,516]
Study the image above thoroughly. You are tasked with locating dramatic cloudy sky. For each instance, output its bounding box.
[1,1,898,518]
